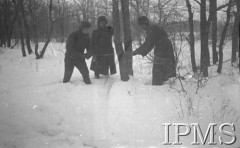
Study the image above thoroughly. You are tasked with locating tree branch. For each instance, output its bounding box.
[216,2,231,12]
[193,0,201,5]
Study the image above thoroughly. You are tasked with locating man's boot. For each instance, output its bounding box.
[83,77,91,84]
[95,72,100,79]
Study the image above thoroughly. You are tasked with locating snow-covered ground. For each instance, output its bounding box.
[0,41,239,148]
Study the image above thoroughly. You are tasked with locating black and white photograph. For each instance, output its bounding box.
[0,0,239,147]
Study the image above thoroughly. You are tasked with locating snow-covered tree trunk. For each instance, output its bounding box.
[121,0,133,76]
[112,0,129,81]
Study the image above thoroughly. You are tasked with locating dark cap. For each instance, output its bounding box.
[98,16,108,24]
[79,21,91,30]
[137,16,150,25]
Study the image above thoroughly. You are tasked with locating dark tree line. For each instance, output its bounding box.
[0,0,105,58]
[0,0,16,48]
[0,0,54,58]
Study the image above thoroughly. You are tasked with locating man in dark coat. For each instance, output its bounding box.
[90,16,116,78]
[63,21,92,84]
[132,16,176,85]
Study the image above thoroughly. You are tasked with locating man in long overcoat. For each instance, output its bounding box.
[133,16,176,85]
[90,16,116,78]
[63,21,92,84]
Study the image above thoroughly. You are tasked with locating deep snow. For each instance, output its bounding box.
[0,41,239,148]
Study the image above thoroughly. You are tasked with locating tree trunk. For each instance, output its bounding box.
[3,0,8,47]
[2,0,17,48]
[0,9,3,47]
[6,30,12,48]
[32,17,40,58]
[210,0,218,64]
[19,19,26,57]
[60,19,65,43]
[136,0,142,45]
[200,0,209,77]
[185,0,197,73]
[19,0,32,55]
[231,11,239,65]
[0,22,4,47]
[18,13,26,57]
[237,0,240,70]
[112,0,129,81]
[12,0,26,56]
[27,0,40,58]
[6,21,16,48]
[37,0,55,59]
[120,0,133,76]
[217,0,232,73]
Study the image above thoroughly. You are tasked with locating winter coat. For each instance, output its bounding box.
[90,26,116,75]
[134,24,176,85]
[65,30,91,59]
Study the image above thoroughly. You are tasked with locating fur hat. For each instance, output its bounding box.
[137,16,150,25]
[98,16,108,24]
[79,21,91,30]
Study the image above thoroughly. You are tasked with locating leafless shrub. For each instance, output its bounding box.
[212,99,240,123]
[228,67,240,84]
[0,48,4,55]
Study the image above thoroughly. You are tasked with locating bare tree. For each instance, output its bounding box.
[199,0,209,77]
[35,0,55,59]
[56,0,67,43]
[217,0,233,73]
[231,0,239,65]
[130,0,142,45]
[112,0,129,81]
[121,0,133,75]
[237,0,240,71]
[185,0,197,73]
[193,0,231,76]
[12,0,26,57]
[210,0,218,64]
[19,0,33,55]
